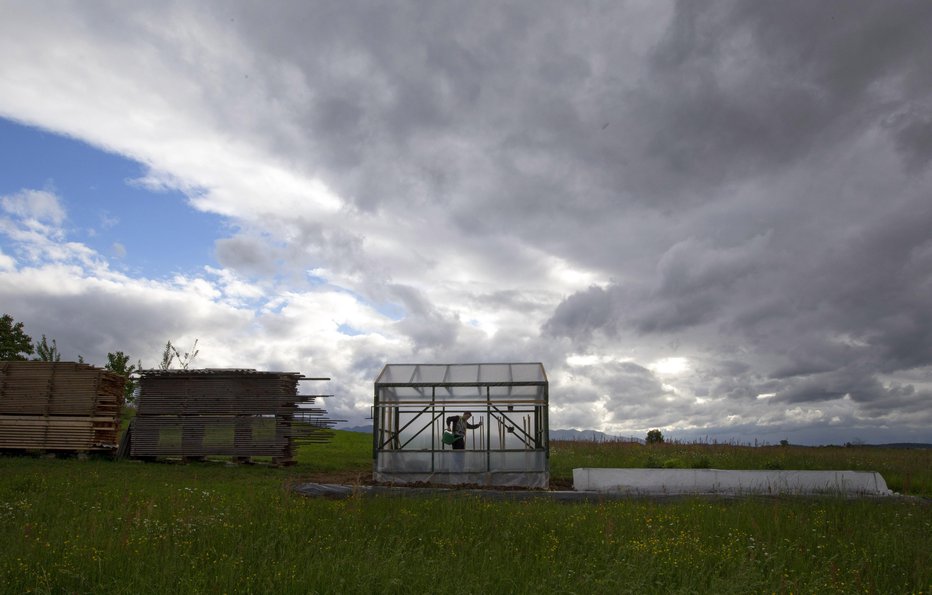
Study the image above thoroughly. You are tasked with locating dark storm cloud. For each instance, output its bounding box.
[215,235,277,275]
[543,232,774,340]
[282,222,368,276]
[185,1,628,227]
[217,0,932,284]
[593,0,932,210]
[4,0,930,441]
[389,283,460,351]
[888,107,932,173]
[754,193,932,379]
[152,0,932,442]
[776,367,882,405]
[1,281,243,366]
[542,285,615,342]
[636,234,771,333]
[557,360,676,424]
[601,361,670,396]
[477,290,550,315]
[773,365,932,427]
[547,187,932,410]
[539,1,932,428]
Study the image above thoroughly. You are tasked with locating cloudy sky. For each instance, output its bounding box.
[1,1,930,445]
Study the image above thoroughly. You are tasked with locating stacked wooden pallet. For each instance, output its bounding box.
[0,361,125,451]
[130,369,336,464]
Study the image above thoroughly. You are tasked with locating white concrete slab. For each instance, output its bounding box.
[573,468,892,496]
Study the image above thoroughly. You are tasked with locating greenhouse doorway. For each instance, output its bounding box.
[372,363,549,488]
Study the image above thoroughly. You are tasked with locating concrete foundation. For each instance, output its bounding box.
[573,468,892,496]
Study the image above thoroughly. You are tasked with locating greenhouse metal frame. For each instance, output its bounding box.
[372,363,549,488]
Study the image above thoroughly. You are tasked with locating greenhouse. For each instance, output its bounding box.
[372,363,549,488]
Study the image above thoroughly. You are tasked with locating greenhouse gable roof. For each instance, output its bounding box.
[375,363,547,386]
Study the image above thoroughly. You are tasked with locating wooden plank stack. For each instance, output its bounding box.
[0,361,125,451]
[130,369,336,465]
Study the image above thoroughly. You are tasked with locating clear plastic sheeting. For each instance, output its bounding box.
[375,451,549,488]
[373,363,549,488]
[377,451,547,473]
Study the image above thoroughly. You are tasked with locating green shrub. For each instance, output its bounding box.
[690,456,711,469]
[645,454,662,468]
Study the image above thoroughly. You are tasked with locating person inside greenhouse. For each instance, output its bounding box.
[446,411,483,450]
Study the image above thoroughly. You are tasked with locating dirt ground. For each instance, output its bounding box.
[294,470,374,485]
[290,470,574,491]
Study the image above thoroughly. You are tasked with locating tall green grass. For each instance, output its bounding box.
[1,432,929,594]
[550,439,932,495]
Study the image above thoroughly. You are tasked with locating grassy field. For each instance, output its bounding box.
[1,431,929,594]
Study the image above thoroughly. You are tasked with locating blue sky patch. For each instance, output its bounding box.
[337,323,364,336]
[0,117,224,278]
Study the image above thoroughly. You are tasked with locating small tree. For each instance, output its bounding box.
[173,338,199,370]
[646,429,665,445]
[159,338,200,370]
[159,341,175,370]
[105,351,141,403]
[33,335,62,362]
[0,313,33,360]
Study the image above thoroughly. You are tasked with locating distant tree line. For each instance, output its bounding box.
[0,313,199,404]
